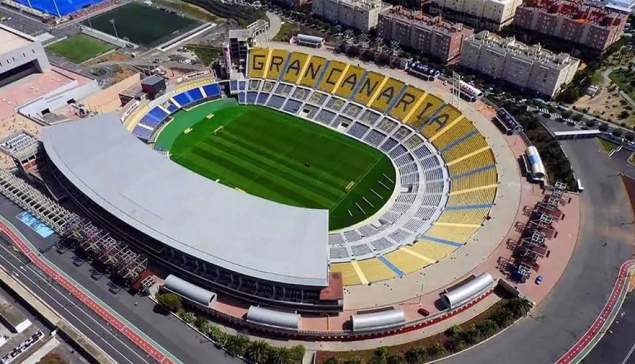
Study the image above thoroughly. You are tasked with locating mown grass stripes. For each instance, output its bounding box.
[166,102,396,230]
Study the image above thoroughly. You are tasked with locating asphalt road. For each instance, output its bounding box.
[0,235,151,364]
[442,138,634,364]
[0,196,241,364]
[0,5,50,35]
[583,292,635,364]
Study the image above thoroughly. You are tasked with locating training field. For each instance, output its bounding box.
[156,100,396,230]
[46,34,115,64]
[82,3,199,47]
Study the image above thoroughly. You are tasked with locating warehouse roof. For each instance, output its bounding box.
[41,114,330,287]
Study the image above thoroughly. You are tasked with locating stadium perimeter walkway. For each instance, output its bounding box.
[0,215,181,364]
[269,42,522,308]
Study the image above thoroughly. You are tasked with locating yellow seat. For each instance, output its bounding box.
[389,86,426,122]
[370,77,406,113]
[436,208,490,225]
[330,262,362,285]
[448,149,495,176]
[281,52,309,83]
[442,134,489,162]
[448,187,497,206]
[424,224,480,244]
[452,168,498,192]
[409,240,456,261]
[353,71,386,106]
[385,249,431,274]
[431,117,476,150]
[405,94,443,129]
[357,258,397,283]
[333,65,366,99]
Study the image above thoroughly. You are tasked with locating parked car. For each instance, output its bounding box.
[418,307,430,316]
[535,275,543,285]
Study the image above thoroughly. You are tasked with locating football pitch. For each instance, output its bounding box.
[156,100,396,230]
[46,34,115,64]
[82,3,200,47]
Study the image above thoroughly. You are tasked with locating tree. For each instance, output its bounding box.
[194,316,207,330]
[427,343,444,358]
[267,346,294,364]
[37,353,68,364]
[387,353,407,364]
[463,326,482,345]
[507,298,534,317]
[444,336,466,353]
[613,128,623,138]
[290,344,306,362]
[323,358,340,364]
[625,132,634,141]
[405,347,427,364]
[572,113,583,122]
[226,334,250,357]
[492,308,515,327]
[585,119,596,127]
[619,110,631,119]
[561,110,573,118]
[475,319,499,337]
[599,122,609,132]
[246,340,271,363]
[344,356,364,364]
[156,292,182,312]
[180,311,196,324]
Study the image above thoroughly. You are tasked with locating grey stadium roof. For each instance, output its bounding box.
[41,114,330,287]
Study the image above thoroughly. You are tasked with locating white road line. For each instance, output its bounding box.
[622,338,635,364]
[0,244,149,364]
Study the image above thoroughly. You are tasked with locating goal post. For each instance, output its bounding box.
[213,126,224,135]
[345,181,355,191]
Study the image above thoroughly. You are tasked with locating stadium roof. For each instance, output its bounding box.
[41,114,330,287]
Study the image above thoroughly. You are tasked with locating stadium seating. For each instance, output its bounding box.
[448,187,497,206]
[122,48,504,285]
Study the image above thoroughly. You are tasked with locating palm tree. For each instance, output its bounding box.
[387,352,407,364]
[405,347,427,364]
[508,298,533,317]
[246,340,270,363]
[427,343,444,358]
[267,346,294,364]
[344,356,363,364]
[289,345,305,362]
[225,334,250,357]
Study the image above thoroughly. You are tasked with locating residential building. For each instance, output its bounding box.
[461,30,580,97]
[377,7,474,63]
[429,0,523,30]
[0,23,50,88]
[312,0,392,31]
[513,0,628,52]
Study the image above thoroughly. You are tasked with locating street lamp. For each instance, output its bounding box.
[109,19,119,39]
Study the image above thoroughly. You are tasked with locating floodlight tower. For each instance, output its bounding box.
[374,37,385,62]
[389,40,401,66]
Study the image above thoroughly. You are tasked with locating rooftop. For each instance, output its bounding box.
[41,114,330,287]
[381,6,470,33]
[468,30,579,66]
[0,302,28,330]
[0,24,33,54]
[521,0,627,25]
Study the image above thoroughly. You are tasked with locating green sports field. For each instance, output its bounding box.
[46,34,115,64]
[155,100,396,230]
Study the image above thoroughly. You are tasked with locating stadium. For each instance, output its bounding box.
[34,45,503,319]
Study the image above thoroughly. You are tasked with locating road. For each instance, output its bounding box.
[0,196,241,364]
[0,234,152,364]
[583,291,635,364]
[0,5,51,35]
[442,138,634,364]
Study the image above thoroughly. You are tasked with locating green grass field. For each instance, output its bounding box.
[156,100,396,230]
[46,34,115,64]
[82,3,199,47]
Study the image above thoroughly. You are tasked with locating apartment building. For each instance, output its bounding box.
[312,0,392,31]
[429,0,523,30]
[377,7,474,63]
[461,30,580,97]
[513,0,627,52]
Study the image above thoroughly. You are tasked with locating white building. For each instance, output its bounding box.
[312,0,391,31]
[0,23,50,88]
[429,0,523,30]
[461,31,580,98]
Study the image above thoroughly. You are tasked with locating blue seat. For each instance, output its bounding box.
[187,87,203,101]
[133,126,153,141]
[203,84,220,98]
[173,92,190,107]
